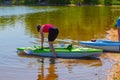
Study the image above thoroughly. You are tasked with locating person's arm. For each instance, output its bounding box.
[117,17,120,41]
[40,26,44,49]
[118,27,120,41]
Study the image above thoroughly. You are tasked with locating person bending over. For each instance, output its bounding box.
[36,24,59,58]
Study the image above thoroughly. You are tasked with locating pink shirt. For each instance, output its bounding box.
[43,24,53,33]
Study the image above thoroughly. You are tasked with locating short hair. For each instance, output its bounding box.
[36,24,41,32]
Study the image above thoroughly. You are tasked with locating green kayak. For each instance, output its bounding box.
[17,45,103,58]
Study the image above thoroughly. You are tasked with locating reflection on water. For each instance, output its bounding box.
[0,6,57,17]
[0,6,116,42]
[0,6,117,41]
[0,6,120,80]
[37,58,58,80]
[36,58,102,80]
[18,53,102,80]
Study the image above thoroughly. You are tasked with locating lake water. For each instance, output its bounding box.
[0,6,120,80]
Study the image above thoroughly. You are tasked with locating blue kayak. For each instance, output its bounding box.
[80,39,120,52]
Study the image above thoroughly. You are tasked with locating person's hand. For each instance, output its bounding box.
[37,47,43,50]
[40,48,43,50]
[91,39,96,42]
[40,46,44,50]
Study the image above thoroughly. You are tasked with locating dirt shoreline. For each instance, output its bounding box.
[105,28,120,80]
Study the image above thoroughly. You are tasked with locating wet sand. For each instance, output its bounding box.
[105,28,120,80]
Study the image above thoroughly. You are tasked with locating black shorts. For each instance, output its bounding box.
[48,27,59,41]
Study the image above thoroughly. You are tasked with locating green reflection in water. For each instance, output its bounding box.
[23,6,115,41]
[1,6,120,43]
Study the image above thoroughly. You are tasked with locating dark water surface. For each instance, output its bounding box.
[0,6,120,80]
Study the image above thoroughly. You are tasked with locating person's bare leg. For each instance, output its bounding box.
[118,27,120,41]
[49,41,57,58]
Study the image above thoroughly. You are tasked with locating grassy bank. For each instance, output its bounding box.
[1,0,120,6]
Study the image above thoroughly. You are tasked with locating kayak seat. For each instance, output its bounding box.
[66,44,73,51]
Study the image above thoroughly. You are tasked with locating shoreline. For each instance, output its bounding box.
[0,3,120,7]
[106,28,120,80]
